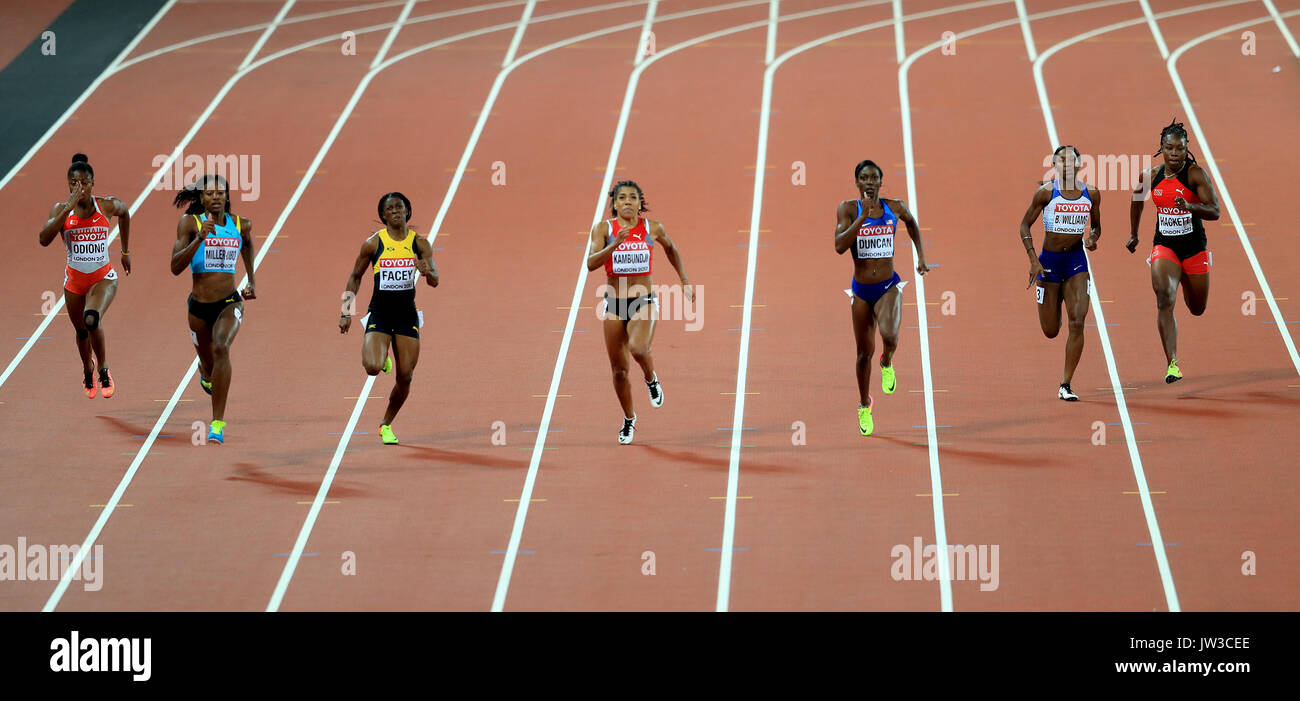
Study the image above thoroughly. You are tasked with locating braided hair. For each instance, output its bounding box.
[608,180,649,217]
[171,174,232,216]
[1156,118,1198,165]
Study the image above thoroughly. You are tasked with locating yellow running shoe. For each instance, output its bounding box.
[382,355,392,374]
[858,398,874,437]
[379,424,398,445]
[208,420,226,445]
[1165,359,1182,384]
[881,363,897,395]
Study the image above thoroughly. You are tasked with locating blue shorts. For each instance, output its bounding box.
[851,272,901,305]
[1037,247,1088,284]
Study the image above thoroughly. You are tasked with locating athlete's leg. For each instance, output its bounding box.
[362,331,392,375]
[382,334,419,426]
[83,278,117,369]
[1151,258,1182,364]
[1182,271,1209,317]
[188,312,215,381]
[1036,280,1063,339]
[625,299,658,383]
[1061,272,1091,385]
[603,317,635,418]
[207,302,244,422]
[63,289,94,374]
[851,297,877,407]
[873,285,903,367]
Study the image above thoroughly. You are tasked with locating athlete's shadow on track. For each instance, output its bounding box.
[635,444,795,474]
[868,435,1057,468]
[225,463,369,498]
[397,444,529,469]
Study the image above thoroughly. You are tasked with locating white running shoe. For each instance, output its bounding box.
[618,414,637,444]
[1058,383,1079,401]
[646,373,663,408]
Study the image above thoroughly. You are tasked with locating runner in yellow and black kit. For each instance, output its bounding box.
[340,192,438,445]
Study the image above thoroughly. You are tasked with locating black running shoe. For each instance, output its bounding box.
[1058,383,1079,401]
[647,374,663,408]
[618,415,637,445]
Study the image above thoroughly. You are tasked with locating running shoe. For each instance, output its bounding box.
[98,367,115,399]
[618,415,637,445]
[1058,383,1079,401]
[858,397,874,437]
[199,375,213,395]
[1165,360,1182,384]
[646,373,663,408]
[880,361,897,395]
[379,424,399,445]
[208,419,226,445]
[383,355,392,374]
[83,358,97,399]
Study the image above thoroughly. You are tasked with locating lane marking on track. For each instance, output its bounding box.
[1261,0,1300,56]
[297,501,340,505]
[41,0,304,611]
[1026,0,1258,613]
[1125,491,1165,495]
[1157,5,1300,375]
[505,498,547,502]
[916,493,958,497]
[90,504,132,508]
[1,0,537,394]
[710,496,752,500]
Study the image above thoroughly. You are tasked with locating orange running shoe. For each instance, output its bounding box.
[99,366,115,399]
[84,359,97,399]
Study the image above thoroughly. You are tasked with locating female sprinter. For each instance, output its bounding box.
[833,159,928,436]
[1019,145,1101,401]
[339,192,438,446]
[170,175,256,444]
[1127,119,1220,383]
[586,180,691,445]
[37,153,131,398]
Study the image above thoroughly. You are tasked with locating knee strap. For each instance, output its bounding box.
[76,328,89,340]
[83,309,100,331]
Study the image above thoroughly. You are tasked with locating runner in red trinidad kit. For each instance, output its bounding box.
[37,153,131,398]
[1127,119,1220,383]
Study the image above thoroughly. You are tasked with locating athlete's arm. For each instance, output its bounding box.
[238,216,256,299]
[38,184,83,246]
[101,196,131,274]
[1084,185,1101,251]
[833,200,867,254]
[1127,166,1154,253]
[1020,186,1049,287]
[1179,165,1220,221]
[340,236,378,334]
[889,199,928,275]
[415,235,439,288]
[170,214,210,275]
[650,220,691,301]
[586,220,627,271]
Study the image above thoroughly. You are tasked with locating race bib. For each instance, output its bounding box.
[378,257,417,290]
[1156,207,1193,236]
[203,237,240,272]
[611,242,651,274]
[856,223,895,259]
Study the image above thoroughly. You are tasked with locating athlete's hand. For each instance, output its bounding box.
[199,217,216,239]
[916,260,930,276]
[1028,259,1046,288]
[120,251,132,275]
[1084,234,1098,252]
[612,226,632,246]
[339,315,351,334]
[683,282,694,303]
[64,183,85,210]
[242,282,256,300]
[1124,235,1139,254]
[1173,196,1189,210]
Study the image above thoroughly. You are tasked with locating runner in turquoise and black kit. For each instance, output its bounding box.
[170,175,256,445]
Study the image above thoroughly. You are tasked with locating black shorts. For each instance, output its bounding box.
[604,293,656,323]
[365,306,420,339]
[188,291,241,329]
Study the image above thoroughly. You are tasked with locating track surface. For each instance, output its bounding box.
[1,0,1296,611]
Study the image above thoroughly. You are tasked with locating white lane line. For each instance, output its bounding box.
[503,0,538,65]
[1138,0,1170,58]
[0,1,533,394]
[1166,10,1300,374]
[636,0,660,67]
[1261,0,1300,56]
[40,0,302,611]
[0,0,179,193]
[1027,0,1252,615]
[1013,0,1037,60]
[767,0,779,65]
[892,0,905,64]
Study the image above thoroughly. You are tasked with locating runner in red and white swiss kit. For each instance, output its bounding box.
[1128,119,1221,384]
[37,153,131,398]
